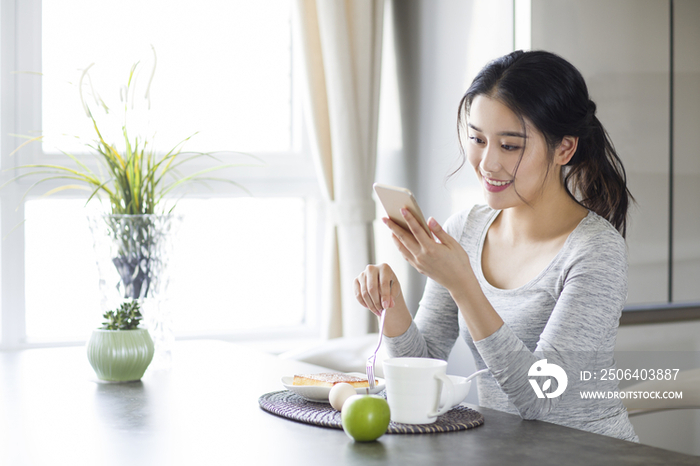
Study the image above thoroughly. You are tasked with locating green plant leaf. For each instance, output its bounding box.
[8,135,44,157]
[100,300,143,330]
[157,164,246,198]
[40,184,92,197]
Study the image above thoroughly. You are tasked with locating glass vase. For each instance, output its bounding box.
[88,214,180,369]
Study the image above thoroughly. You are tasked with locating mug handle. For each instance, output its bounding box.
[428,372,454,418]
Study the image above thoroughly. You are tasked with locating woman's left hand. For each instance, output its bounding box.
[383,209,473,292]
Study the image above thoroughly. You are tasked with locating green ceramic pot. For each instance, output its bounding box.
[87,328,155,382]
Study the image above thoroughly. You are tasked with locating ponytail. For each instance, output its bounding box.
[563,105,632,237]
[457,51,634,237]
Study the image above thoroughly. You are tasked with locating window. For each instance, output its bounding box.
[41,0,293,155]
[1,0,321,348]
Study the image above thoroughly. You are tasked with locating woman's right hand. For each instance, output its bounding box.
[354,263,403,317]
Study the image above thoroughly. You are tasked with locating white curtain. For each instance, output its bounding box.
[295,0,384,338]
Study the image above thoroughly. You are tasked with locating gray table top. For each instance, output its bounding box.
[1,340,697,466]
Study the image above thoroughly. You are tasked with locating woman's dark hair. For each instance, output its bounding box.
[456,50,633,237]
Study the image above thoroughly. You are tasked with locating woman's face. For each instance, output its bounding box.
[466,95,556,211]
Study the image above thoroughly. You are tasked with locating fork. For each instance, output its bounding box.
[366,308,387,390]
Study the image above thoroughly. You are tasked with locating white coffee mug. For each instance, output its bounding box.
[383,357,455,424]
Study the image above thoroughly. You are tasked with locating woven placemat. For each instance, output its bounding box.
[258,390,483,434]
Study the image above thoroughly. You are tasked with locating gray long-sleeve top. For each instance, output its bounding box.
[385,205,639,442]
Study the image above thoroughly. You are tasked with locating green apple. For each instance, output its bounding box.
[340,395,391,442]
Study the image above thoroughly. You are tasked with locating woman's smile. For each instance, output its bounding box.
[482,174,513,192]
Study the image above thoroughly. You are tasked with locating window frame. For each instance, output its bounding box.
[0,0,323,349]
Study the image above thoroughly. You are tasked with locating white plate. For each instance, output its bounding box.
[282,372,386,403]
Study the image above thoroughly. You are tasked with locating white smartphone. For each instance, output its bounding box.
[373,183,431,236]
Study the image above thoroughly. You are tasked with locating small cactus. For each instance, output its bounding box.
[101,300,143,330]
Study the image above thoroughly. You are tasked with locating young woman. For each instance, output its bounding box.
[354,50,638,442]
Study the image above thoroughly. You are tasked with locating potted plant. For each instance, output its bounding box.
[86,300,154,382]
[7,48,257,365]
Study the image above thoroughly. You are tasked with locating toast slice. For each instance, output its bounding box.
[292,372,374,388]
